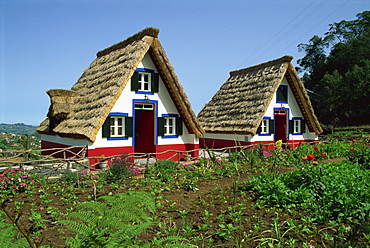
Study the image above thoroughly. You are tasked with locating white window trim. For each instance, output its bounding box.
[138,72,151,92]
[293,119,301,134]
[261,119,269,134]
[110,117,125,137]
[164,117,176,136]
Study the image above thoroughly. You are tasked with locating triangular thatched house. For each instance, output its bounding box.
[197,55,322,149]
[37,27,204,163]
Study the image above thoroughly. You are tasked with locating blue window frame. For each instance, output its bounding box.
[290,117,306,135]
[158,114,182,138]
[257,117,273,136]
[102,112,131,140]
[276,85,288,103]
[131,68,159,94]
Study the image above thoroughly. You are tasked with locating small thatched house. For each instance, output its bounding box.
[37,27,204,163]
[197,55,322,149]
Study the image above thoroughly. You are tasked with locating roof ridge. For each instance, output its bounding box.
[230,55,293,76]
[96,27,159,58]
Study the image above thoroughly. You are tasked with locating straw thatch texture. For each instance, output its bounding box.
[284,62,322,134]
[149,39,204,138]
[37,27,204,141]
[46,89,76,121]
[198,55,322,135]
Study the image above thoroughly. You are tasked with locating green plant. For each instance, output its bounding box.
[151,159,179,182]
[28,211,48,233]
[216,223,240,241]
[0,199,43,248]
[0,221,28,247]
[60,191,155,247]
[0,168,37,197]
[60,170,79,183]
[346,138,370,168]
[105,155,135,182]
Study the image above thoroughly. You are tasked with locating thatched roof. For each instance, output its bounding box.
[46,89,77,121]
[37,27,204,141]
[197,55,322,135]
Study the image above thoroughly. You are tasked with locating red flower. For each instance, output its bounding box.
[321,153,327,157]
[307,154,315,161]
[350,147,355,151]
[314,146,319,152]
[352,139,357,143]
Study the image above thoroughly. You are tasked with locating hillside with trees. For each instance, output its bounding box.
[0,123,37,135]
[296,10,370,128]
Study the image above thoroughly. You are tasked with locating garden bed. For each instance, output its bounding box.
[1,134,369,247]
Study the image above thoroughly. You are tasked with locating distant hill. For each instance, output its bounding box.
[0,123,37,135]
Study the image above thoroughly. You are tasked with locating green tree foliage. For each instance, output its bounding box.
[0,123,37,135]
[297,10,370,126]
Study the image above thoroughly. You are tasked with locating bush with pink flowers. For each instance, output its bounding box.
[0,168,37,197]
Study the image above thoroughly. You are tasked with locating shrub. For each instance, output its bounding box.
[150,160,179,182]
[105,155,143,182]
[346,138,370,168]
[60,169,79,183]
[0,168,36,197]
[244,162,370,222]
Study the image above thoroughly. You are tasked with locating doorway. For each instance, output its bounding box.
[274,110,287,144]
[134,103,155,154]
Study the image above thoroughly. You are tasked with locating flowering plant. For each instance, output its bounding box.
[77,170,99,181]
[346,138,369,168]
[106,156,144,182]
[0,168,37,197]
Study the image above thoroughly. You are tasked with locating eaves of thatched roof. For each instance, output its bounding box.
[197,55,322,135]
[37,27,204,141]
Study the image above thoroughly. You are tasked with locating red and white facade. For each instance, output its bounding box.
[200,77,319,150]
[41,53,199,164]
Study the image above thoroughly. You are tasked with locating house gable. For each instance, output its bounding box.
[197,55,322,136]
[37,27,204,142]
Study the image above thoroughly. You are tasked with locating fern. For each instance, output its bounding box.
[133,236,195,248]
[60,191,156,247]
[0,222,28,248]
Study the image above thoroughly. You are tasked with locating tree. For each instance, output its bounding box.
[297,10,370,126]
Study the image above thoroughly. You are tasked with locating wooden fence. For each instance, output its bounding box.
[0,141,319,176]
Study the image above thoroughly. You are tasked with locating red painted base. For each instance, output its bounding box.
[155,143,199,161]
[41,140,200,168]
[200,138,317,150]
[41,140,87,158]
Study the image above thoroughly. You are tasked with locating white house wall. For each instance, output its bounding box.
[251,77,317,142]
[203,77,318,143]
[91,52,198,149]
[41,134,91,146]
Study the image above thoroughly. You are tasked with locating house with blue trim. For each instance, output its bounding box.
[197,56,322,149]
[36,28,204,164]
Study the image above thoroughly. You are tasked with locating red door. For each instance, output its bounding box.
[274,111,287,143]
[135,108,155,154]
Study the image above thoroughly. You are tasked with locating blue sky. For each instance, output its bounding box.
[0,0,369,126]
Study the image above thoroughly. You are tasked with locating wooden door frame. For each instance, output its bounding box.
[273,108,289,143]
[132,99,158,152]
